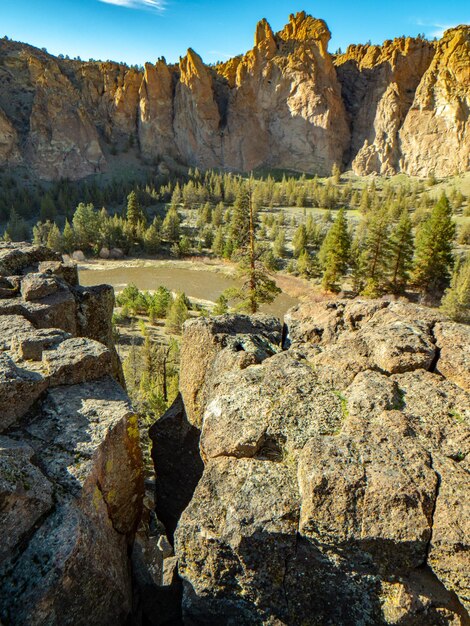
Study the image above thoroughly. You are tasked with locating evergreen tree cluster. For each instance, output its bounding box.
[313,194,457,297]
[1,165,467,305]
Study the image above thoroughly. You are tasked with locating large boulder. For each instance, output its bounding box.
[169,300,470,625]
[0,243,143,625]
[179,314,282,428]
[434,322,470,391]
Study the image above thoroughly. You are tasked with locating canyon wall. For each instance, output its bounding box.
[0,12,468,181]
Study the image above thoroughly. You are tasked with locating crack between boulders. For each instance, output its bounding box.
[358,462,369,541]
[428,321,441,374]
[0,502,57,573]
[282,530,299,621]
[95,479,128,537]
[425,453,441,567]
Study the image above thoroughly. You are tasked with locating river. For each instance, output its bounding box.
[79,262,298,319]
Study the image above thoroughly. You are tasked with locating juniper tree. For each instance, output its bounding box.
[170,183,182,208]
[331,162,341,185]
[212,227,225,257]
[413,193,456,294]
[148,286,173,320]
[273,230,286,258]
[40,193,57,222]
[62,220,75,252]
[297,249,314,278]
[143,219,161,254]
[318,208,350,292]
[5,208,29,242]
[165,292,189,334]
[32,221,52,246]
[46,222,63,252]
[72,202,99,251]
[211,203,224,227]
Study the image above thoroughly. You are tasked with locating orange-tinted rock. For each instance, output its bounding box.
[174,49,222,169]
[335,37,436,175]
[0,108,21,166]
[399,26,470,176]
[0,17,468,179]
[139,59,177,161]
[219,12,349,174]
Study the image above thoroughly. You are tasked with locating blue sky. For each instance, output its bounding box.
[2,0,469,66]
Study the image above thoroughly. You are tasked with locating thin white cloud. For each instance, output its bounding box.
[99,0,166,12]
[207,50,234,60]
[413,18,468,39]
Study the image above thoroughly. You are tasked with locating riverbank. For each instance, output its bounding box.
[78,257,325,306]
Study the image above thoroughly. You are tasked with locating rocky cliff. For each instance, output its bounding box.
[0,12,468,180]
[0,243,143,625]
[1,245,469,625]
[151,301,469,625]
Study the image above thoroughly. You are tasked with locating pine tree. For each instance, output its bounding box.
[230,186,251,251]
[413,193,456,294]
[165,292,189,334]
[440,255,470,323]
[162,207,181,242]
[318,208,350,292]
[213,294,228,315]
[127,191,142,227]
[292,224,307,258]
[224,260,281,314]
[359,207,392,296]
[62,220,75,252]
[224,185,280,313]
[389,209,414,293]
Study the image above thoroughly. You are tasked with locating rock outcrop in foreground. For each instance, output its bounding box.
[155,301,469,625]
[0,12,468,179]
[0,243,143,625]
